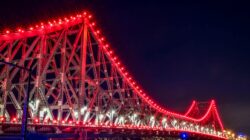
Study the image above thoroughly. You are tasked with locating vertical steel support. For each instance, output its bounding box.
[58,32,67,122]
[35,36,43,119]
[79,20,88,121]
[1,42,12,118]
[2,62,9,118]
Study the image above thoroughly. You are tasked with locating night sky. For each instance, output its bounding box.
[0,0,250,135]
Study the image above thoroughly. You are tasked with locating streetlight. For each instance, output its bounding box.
[0,59,32,140]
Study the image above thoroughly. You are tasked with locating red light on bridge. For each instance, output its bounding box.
[34,118,39,123]
[5,30,10,34]
[53,120,57,124]
[0,116,5,122]
[43,119,48,123]
[11,117,17,122]
[76,14,80,18]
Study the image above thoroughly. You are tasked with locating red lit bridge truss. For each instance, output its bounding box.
[0,12,226,139]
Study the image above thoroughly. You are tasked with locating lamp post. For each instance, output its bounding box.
[0,59,32,140]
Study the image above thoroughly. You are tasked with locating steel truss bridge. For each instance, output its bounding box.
[0,11,226,140]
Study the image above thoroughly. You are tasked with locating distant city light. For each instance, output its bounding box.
[180,132,188,140]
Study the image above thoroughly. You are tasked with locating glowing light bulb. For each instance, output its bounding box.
[81,106,87,114]
[12,117,17,122]
[53,120,57,124]
[34,118,39,123]
[0,116,5,122]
